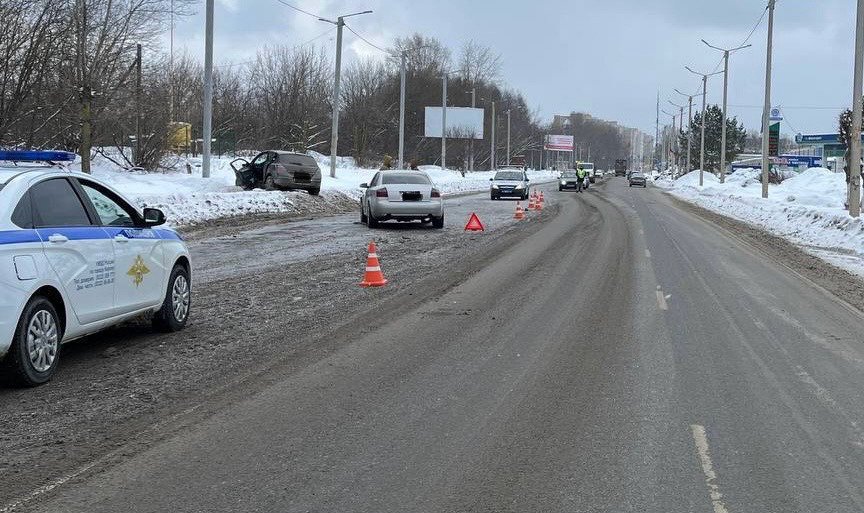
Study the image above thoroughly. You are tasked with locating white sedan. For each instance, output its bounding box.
[360,171,444,228]
[0,150,191,386]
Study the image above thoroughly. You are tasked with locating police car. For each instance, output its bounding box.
[0,150,191,386]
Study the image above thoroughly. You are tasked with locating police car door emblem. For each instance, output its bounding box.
[127,255,150,287]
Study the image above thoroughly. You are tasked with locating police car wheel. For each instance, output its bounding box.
[264,175,276,191]
[5,297,62,387]
[153,265,191,333]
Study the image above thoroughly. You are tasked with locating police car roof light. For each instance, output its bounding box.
[0,150,77,162]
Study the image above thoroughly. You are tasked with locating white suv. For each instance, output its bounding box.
[0,151,191,386]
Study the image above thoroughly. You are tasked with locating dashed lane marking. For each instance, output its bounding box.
[690,424,731,513]
[656,285,668,311]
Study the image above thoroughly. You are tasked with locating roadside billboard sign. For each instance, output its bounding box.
[544,135,574,152]
[424,107,484,139]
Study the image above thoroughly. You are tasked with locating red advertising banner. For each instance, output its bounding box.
[544,135,574,152]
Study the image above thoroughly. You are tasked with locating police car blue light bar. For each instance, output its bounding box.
[0,150,77,162]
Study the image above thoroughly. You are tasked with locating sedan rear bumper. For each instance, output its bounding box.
[370,200,443,220]
[273,173,322,191]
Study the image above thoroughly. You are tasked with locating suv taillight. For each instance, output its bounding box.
[376,188,388,198]
[430,188,441,198]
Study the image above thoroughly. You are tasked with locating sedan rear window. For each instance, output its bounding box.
[278,154,316,167]
[381,173,431,185]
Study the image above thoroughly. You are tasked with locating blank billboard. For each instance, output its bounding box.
[424,107,484,139]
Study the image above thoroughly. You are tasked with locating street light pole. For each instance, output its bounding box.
[469,88,476,171]
[761,0,776,199]
[441,73,447,169]
[703,39,751,184]
[668,99,684,175]
[675,88,695,175]
[506,109,511,165]
[398,52,406,169]
[320,10,373,179]
[686,66,723,186]
[491,101,496,170]
[849,0,864,217]
[201,0,214,178]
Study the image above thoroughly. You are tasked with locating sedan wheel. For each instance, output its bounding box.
[3,297,62,386]
[154,265,191,332]
[366,203,380,228]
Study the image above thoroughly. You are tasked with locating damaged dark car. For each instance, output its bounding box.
[231,151,322,195]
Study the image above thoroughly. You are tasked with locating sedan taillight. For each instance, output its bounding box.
[376,188,388,198]
[430,188,441,198]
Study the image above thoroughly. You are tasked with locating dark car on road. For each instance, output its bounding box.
[490,167,530,200]
[558,171,580,191]
[628,172,647,188]
[232,151,321,195]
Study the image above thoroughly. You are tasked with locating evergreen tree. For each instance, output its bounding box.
[679,105,747,172]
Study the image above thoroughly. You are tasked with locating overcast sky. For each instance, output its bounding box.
[172,0,857,135]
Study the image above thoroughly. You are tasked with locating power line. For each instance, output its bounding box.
[273,0,323,20]
[739,5,769,48]
[694,4,770,96]
[344,24,389,54]
[727,104,846,110]
[213,27,335,68]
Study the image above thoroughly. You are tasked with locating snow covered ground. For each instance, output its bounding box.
[63,151,558,226]
[656,168,864,276]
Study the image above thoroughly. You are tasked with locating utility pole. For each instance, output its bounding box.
[320,10,373,178]
[506,109,511,165]
[441,73,447,169]
[469,87,476,171]
[686,66,723,186]
[201,0,214,178]
[655,90,660,170]
[662,109,675,172]
[398,52,406,169]
[668,100,685,175]
[761,0,776,198]
[491,101,496,170]
[850,0,864,216]
[675,88,695,175]
[169,0,174,123]
[703,39,751,183]
[135,43,142,167]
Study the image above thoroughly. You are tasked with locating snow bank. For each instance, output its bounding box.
[64,152,558,226]
[659,167,864,275]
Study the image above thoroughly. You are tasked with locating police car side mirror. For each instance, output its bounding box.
[489,178,493,181]
[359,183,369,188]
[143,208,166,227]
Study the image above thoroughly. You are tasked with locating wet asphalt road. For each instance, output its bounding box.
[13,178,864,512]
[191,188,541,284]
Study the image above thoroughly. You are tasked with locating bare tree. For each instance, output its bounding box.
[458,40,501,85]
[0,0,67,144]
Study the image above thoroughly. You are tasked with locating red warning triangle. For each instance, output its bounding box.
[464,212,485,231]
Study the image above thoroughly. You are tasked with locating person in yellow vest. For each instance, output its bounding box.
[576,164,588,193]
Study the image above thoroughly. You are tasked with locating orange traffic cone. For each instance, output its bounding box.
[360,241,388,287]
[514,202,525,220]
[464,212,485,231]
[527,192,538,211]
[537,191,545,210]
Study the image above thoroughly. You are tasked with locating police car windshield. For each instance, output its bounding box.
[494,172,523,181]
[561,172,578,178]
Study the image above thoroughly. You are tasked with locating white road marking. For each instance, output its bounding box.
[690,424,730,513]
[656,286,668,311]
[645,249,651,258]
